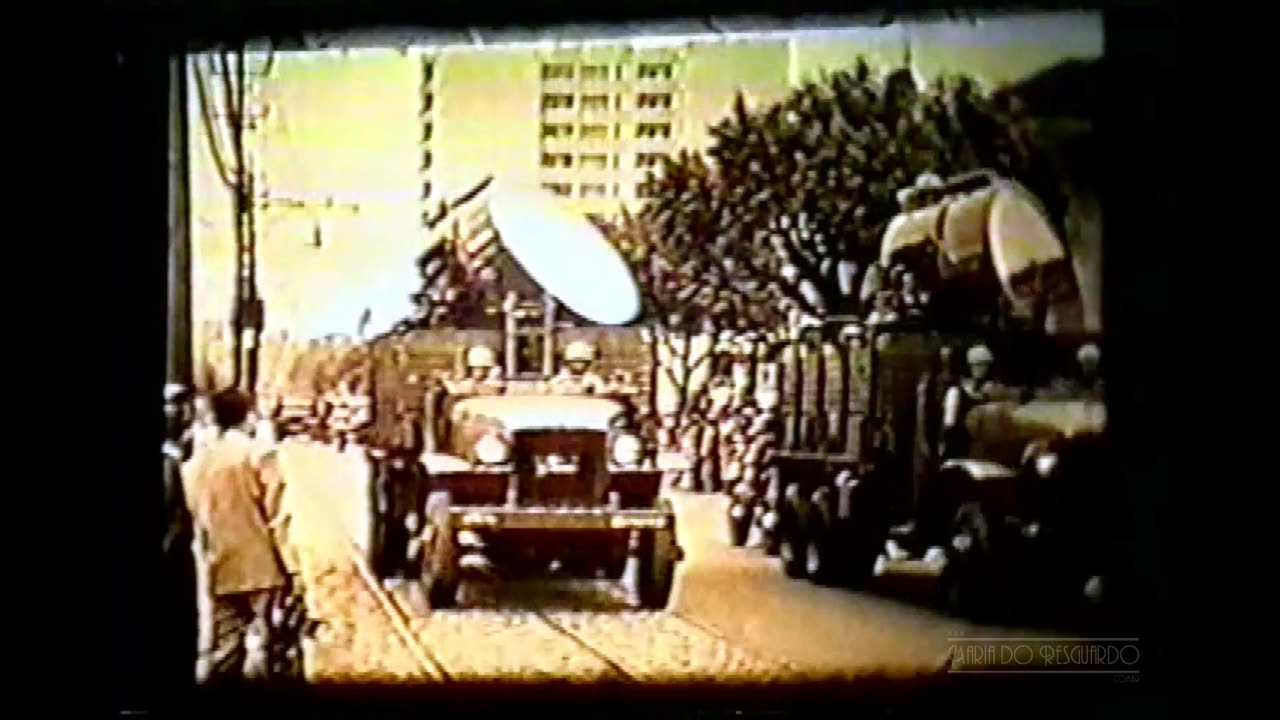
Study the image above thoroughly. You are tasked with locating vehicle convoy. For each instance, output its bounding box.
[754,171,1112,620]
[360,183,679,609]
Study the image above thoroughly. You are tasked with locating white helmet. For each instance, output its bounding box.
[966,344,994,366]
[563,340,597,363]
[466,345,498,369]
[1077,343,1101,364]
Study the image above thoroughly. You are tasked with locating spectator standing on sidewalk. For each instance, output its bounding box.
[185,387,292,685]
[161,383,197,689]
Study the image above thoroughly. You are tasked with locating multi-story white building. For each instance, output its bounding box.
[188,13,1103,361]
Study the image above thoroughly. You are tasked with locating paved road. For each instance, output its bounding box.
[273,439,1068,684]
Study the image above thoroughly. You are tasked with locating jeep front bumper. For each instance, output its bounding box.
[452,507,676,532]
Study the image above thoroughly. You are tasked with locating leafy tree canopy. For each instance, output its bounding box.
[607,59,1062,328]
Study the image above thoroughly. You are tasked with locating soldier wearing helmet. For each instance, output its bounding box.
[940,343,1005,460]
[449,345,503,395]
[548,340,607,395]
[1045,343,1104,401]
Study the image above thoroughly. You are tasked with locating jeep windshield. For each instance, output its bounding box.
[450,395,626,433]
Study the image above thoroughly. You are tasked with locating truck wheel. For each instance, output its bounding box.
[639,500,679,610]
[422,491,458,610]
[940,502,993,619]
[805,491,836,585]
[778,505,808,579]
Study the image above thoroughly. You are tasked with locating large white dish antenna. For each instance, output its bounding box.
[486,189,641,326]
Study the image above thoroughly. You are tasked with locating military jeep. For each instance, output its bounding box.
[415,388,682,609]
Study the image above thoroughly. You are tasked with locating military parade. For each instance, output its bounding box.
[150,13,1163,701]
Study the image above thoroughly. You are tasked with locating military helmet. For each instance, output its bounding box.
[967,344,994,366]
[466,345,498,369]
[563,340,597,363]
[1077,343,1101,363]
[163,382,191,403]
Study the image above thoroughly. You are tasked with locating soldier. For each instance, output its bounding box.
[161,383,197,689]
[1047,343,1104,401]
[677,410,704,492]
[185,388,293,685]
[447,345,500,395]
[867,290,902,326]
[940,344,1002,461]
[548,340,607,395]
[899,270,930,319]
[718,412,746,496]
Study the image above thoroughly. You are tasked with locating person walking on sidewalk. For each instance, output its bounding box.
[185,387,293,685]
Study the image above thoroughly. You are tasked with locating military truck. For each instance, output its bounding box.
[759,171,1112,619]
[360,184,679,608]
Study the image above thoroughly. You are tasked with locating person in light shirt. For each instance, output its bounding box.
[184,388,294,685]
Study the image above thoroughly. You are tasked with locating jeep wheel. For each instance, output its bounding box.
[639,501,679,610]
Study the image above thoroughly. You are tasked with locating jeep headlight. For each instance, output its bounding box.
[611,433,643,467]
[1034,453,1059,477]
[474,434,511,465]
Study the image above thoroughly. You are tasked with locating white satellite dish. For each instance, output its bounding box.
[486,188,641,326]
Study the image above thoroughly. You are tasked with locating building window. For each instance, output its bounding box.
[541,152,573,169]
[612,154,619,169]
[635,123,672,139]
[636,93,673,110]
[581,183,608,198]
[542,63,574,80]
[543,182,572,197]
[422,61,435,84]
[580,124,609,140]
[421,92,434,114]
[579,154,608,170]
[422,182,433,200]
[636,152,665,168]
[423,122,434,142]
[581,94,610,111]
[612,183,619,197]
[616,64,626,81]
[421,151,433,170]
[636,182,658,199]
[637,63,674,80]
[541,123,573,139]
[581,64,609,81]
[542,93,574,110]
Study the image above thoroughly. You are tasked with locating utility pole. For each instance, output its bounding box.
[168,55,192,389]
[194,44,271,394]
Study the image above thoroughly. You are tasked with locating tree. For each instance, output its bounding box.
[628,60,1061,326]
